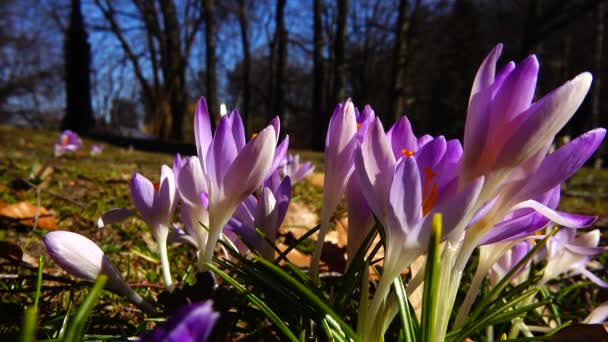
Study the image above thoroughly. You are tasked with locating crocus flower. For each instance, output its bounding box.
[310,100,358,281]
[193,98,279,268]
[345,105,375,264]
[540,228,608,287]
[130,165,177,289]
[174,155,210,261]
[44,231,156,314]
[54,130,82,156]
[227,172,291,260]
[355,117,483,340]
[90,144,104,156]
[461,44,592,201]
[140,300,218,342]
[280,154,314,184]
[488,240,532,288]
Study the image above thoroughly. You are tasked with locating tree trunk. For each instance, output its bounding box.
[389,0,410,126]
[62,0,94,134]
[204,0,219,125]
[238,0,251,134]
[271,0,287,128]
[312,0,325,151]
[159,0,187,141]
[333,0,348,104]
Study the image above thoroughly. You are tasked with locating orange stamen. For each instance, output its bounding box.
[153,182,160,192]
[356,123,362,130]
[422,183,437,216]
[251,133,258,139]
[62,135,69,146]
[401,149,415,157]
[422,167,438,215]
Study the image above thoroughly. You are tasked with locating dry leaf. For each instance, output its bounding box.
[549,323,608,341]
[276,243,311,268]
[0,201,57,230]
[305,172,324,188]
[0,240,23,262]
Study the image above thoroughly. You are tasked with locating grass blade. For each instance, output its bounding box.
[205,263,300,342]
[420,213,442,342]
[63,275,108,342]
[394,275,419,341]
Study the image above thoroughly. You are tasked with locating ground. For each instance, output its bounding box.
[0,125,607,339]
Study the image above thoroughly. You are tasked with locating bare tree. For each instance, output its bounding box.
[237,0,251,133]
[333,0,348,104]
[204,0,219,124]
[93,0,204,140]
[312,0,325,151]
[389,0,410,126]
[271,0,288,126]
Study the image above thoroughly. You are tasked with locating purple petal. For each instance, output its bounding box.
[462,44,504,182]
[355,118,396,223]
[224,125,277,206]
[423,176,484,241]
[154,165,177,223]
[269,135,289,179]
[140,300,219,342]
[388,157,422,233]
[194,98,213,162]
[228,110,246,150]
[130,173,155,221]
[514,128,606,201]
[97,208,136,228]
[387,116,418,159]
[497,73,593,169]
[488,55,539,144]
[176,157,208,206]
[323,100,358,215]
[511,200,597,228]
[206,114,239,184]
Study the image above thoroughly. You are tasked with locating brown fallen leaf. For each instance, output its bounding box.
[0,201,57,230]
[549,323,608,342]
[0,240,23,262]
[276,243,311,268]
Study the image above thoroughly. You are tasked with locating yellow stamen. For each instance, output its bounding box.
[401,149,415,157]
[251,133,258,139]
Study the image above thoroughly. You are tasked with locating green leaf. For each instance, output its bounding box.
[275,224,322,265]
[420,213,442,342]
[254,257,360,341]
[394,276,419,342]
[205,262,300,342]
[63,275,108,342]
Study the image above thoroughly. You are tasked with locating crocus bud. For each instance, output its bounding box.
[44,231,156,314]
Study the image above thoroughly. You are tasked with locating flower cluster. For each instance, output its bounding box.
[54,130,82,156]
[43,44,606,341]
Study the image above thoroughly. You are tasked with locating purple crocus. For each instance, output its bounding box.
[140,300,218,342]
[310,100,358,281]
[90,144,104,156]
[488,240,532,288]
[130,165,177,289]
[54,130,82,156]
[461,44,592,201]
[44,231,156,314]
[174,155,210,262]
[345,105,376,264]
[540,228,608,287]
[355,117,483,339]
[193,98,279,268]
[280,154,315,184]
[227,172,291,260]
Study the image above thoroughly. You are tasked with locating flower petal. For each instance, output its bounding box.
[195,98,213,163]
[497,72,593,169]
